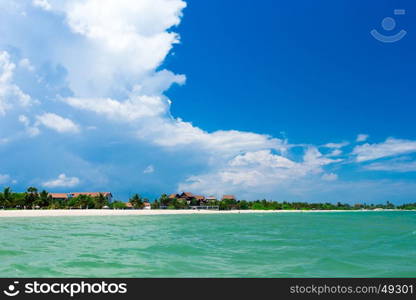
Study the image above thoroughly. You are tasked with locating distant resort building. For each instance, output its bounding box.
[169,192,236,205]
[48,191,235,210]
[206,196,217,201]
[49,193,68,201]
[169,192,207,205]
[49,192,113,202]
[222,195,236,201]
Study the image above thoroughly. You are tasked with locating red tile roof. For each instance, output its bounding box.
[49,192,112,199]
[70,192,112,197]
[182,192,194,197]
[50,193,68,199]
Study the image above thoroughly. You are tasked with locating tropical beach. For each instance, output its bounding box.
[2,187,415,216]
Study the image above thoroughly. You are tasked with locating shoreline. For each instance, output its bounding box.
[0,209,412,218]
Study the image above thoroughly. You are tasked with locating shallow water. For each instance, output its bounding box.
[1,212,415,277]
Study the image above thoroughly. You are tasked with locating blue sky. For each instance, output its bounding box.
[1,0,416,203]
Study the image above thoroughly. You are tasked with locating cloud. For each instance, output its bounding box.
[36,113,80,133]
[64,94,169,122]
[33,0,52,11]
[19,58,35,72]
[179,148,341,197]
[323,142,349,149]
[0,51,33,115]
[364,157,416,173]
[356,134,369,142]
[328,149,342,157]
[42,173,80,188]
[1,0,284,161]
[321,173,338,181]
[353,138,416,162]
[18,114,30,126]
[18,115,40,137]
[143,165,155,174]
[0,174,11,184]
[36,0,187,97]
[229,150,295,168]
[136,117,286,156]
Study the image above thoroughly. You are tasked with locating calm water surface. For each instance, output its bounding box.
[0,212,415,277]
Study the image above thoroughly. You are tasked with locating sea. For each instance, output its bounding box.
[0,211,415,277]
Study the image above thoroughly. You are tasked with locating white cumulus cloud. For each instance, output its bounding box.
[0,174,11,184]
[64,94,169,122]
[353,138,416,162]
[143,165,155,174]
[356,134,369,142]
[36,113,79,133]
[322,173,338,181]
[0,51,33,115]
[39,0,187,98]
[179,148,341,197]
[323,142,349,149]
[33,0,52,11]
[18,115,40,137]
[42,173,80,188]
[364,157,416,173]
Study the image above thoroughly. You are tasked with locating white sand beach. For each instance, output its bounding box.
[0,209,404,218]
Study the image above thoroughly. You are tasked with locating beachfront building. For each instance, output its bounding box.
[168,193,237,204]
[69,192,113,202]
[49,192,113,202]
[222,195,237,201]
[194,195,206,204]
[144,202,151,210]
[165,192,220,210]
[169,192,205,205]
[179,192,206,205]
[50,193,68,201]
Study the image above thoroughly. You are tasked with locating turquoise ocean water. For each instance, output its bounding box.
[0,212,415,277]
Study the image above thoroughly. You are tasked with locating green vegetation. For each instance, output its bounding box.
[1,186,415,211]
[0,187,111,209]
[129,194,146,209]
[111,201,127,209]
[152,194,414,211]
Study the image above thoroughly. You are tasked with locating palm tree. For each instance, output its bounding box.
[0,187,15,207]
[24,187,39,209]
[35,190,51,208]
[94,193,108,209]
[75,194,93,209]
[129,194,144,209]
[159,194,170,206]
[0,191,5,208]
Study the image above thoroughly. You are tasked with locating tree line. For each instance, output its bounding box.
[0,187,153,210]
[152,194,414,210]
[0,187,111,209]
[1,187,415,210]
